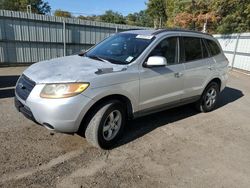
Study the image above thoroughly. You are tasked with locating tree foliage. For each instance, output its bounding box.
[0,0,51,14]
[1,0,248,33]
[54,9,72,18]
[78,15,101,21]
[100,10,126,24]
[126,10,154,27]
[146,0,167,28]
[214,0,250,33]
[165,0,250,33]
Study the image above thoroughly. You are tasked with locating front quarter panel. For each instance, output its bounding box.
[81,65,140,113]
[83,80,140,113]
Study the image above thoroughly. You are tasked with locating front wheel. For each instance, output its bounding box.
[196,82,220,112]
[85,101,126,149]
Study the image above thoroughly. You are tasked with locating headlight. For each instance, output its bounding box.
[40,83,89,99]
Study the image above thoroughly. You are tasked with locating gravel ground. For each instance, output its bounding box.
[0,67,250,188]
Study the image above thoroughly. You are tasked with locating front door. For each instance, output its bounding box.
[139,36,185,111]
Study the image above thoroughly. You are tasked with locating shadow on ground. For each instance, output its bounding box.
[0,75,19,99]
[114,86,244,148]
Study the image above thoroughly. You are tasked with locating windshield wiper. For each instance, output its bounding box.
[87,55,111,63]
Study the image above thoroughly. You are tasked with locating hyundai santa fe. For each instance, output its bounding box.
[15,29,229,149]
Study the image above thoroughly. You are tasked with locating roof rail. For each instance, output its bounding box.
[152,28,212,36]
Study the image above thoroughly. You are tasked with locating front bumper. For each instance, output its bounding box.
[15,97,38,124]
[15,84,95,133]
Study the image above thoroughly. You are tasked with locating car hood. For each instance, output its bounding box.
[23,55,127,84]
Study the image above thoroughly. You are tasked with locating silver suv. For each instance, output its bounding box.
[15,29,228,149]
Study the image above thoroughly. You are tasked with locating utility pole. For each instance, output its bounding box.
[173,1,177,27]
[159,17,162,28]
[63,20,66,56]
[191,0,195,30]
[202,13,208,33]
[27,5,31,14]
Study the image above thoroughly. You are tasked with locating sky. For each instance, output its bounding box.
[47,0,148,16]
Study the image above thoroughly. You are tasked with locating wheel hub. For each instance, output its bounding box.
[205,88,217,108]
[103,110,122,141]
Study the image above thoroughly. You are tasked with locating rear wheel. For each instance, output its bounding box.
[196,82,219,112]
[85,101,126,149]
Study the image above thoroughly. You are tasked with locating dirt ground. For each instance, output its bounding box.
[0,67,250,188]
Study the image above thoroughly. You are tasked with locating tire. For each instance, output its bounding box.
[85,100,126,149]
[196,82,220,112]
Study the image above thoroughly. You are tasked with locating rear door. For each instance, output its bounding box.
[181,36,213,99]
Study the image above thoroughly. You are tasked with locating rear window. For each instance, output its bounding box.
[183,37,202,62]
[206,39,221,56]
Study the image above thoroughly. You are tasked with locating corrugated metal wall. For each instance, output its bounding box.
[1,10,249,71]
[214,33,250,72]
[0,10,146,65]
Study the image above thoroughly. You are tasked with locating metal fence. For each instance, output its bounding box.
[214,33,250,72]
[0,10,249,72]
[0,10,146,65]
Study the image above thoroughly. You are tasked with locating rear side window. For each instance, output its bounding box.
[201,39,209,58]
[183,37,202,62]
[206,39,221,56]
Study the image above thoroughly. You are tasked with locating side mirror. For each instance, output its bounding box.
[78,50,86,56]
[145,56,167,67]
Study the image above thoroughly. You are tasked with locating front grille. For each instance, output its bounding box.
[16,74,36,101]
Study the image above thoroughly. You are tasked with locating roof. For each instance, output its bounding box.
[122,28,212,37]
[152,28,212,36]
[122,29,156,35]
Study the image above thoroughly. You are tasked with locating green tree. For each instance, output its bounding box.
[146,0,167,28]
[78,15,101,22]
[163,0,249,33]
[176,0,219,31]
[54,9,72,18]
[214,0,250,33]
[126,13,137,25]
[0,0,50,14]
[165,0,187,27]
[137,10,154,27]
[126,10,154,27]
[100,10,126,24]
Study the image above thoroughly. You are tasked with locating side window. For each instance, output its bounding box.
[183,37,202,62]
[206,39,221,56]
[201,39,209,58]
[150,37,178,65]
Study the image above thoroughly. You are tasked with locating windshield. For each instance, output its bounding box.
[85,33,155,64]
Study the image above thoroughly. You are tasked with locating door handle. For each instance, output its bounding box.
[174,72,183,78]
